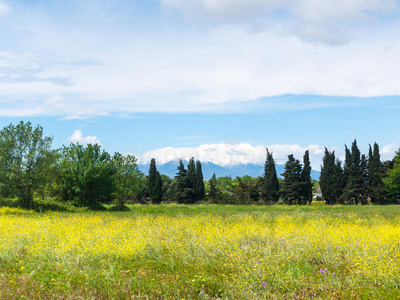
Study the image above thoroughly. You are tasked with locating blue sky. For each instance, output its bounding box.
[0,0,399,169]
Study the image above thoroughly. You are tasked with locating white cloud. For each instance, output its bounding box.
[381,142,400,160]
[137,142,328,170]
[0,1,399,118]
[0,0,10,17]
[160,0,399,45]
[68,129,101,145]
[137,142,399,170]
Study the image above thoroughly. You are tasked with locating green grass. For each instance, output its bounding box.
[0,204,399,299]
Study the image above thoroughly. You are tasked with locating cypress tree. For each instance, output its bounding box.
[301,150,313,205]
[208,173,217,200]
[280,154,303,205]
[195,160,205,201]
[359,154,369,205]
[369,142,387,204]
[343,145,352,184]
[320,148,344,205]
[341,140,364,204]
[151,171,163,204]
[175,159,189,204]
[187,157,196,203]
[147,158,157,196]
[262,148,279,203]
[368,145,374,186]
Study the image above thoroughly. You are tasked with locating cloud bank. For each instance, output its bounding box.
[0,1,399,118]
[160,0,399,45]
[137,142,399,170]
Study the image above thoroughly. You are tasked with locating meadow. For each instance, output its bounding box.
[0,204,399,299]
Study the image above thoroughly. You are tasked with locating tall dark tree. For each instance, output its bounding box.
[186,157,196,203]
[320,148,344,205]
[195,160,205,201]
[359,154,369,205]
[175,159,190,203]
[340,140,364,204]
[301,150,313,205]
[343,145,352,184]
[369,143,387,204]
[262,148,279,203]
[151,171,163,204]
[280,154,303,205]
[208,173,217,200]
[147,158,157,196]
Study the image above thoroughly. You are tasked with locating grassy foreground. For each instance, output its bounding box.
[0,204,400,299]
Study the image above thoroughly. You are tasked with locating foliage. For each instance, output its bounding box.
[280,154,303,204]
[383,148,400,202]
[175,159,191,204]
[147,158,162,204]
[0,121,53,208]
[112,153,144,209]
[368,143,387,204]
[340,140,366,204]
[207,173,218,200]
[59,143,114,210]
[147,158,157,198]
[262,148,279,203]
[195,160,205,201]
[301,150,313,205]
[320,148,345,205]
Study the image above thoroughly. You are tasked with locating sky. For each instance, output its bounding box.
[0,0,399,169]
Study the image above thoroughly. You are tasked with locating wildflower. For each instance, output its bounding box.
[319,269,324,274]
[261,282,266,286]
[199,291,203,295]
[333,272,336,277]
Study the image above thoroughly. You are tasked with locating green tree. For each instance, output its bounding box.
[0,121,53,208]
[233,176,260,204]
[280,154,303,205]
[262,148,279,203]
[383,148,400,202]
[147,158,163,204]
[60,143,114,210]
[151,171,163,204]
[208,173,218,200]
[195,160,205,201]
[161,175,176,201]
[112,153,144,209]
[340,140,364,204]
[147,158,157,198]
[301,150,313,205]
[320,148,344,205]
[368,143,387,204]
[175,159,190,203]
[187,158,196,203]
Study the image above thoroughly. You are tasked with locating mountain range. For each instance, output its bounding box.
[138,160,321,181]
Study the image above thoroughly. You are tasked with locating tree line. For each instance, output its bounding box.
[0,121,399,210]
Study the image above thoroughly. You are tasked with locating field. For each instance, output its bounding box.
[0,204,399,299]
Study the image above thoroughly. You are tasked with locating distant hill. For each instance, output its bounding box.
[138,160,321,180]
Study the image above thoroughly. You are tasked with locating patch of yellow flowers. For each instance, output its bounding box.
[0,207,399,298]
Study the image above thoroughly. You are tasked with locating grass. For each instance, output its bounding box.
[0,204,399,299]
